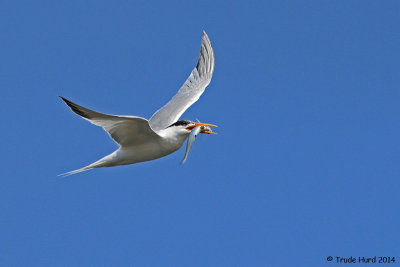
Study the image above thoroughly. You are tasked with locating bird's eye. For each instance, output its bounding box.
[167,120,193,128]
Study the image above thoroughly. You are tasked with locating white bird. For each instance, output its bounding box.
[59,31,217,176]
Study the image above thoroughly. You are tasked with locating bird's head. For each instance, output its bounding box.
[167,120,217,135]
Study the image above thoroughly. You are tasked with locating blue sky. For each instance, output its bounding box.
[1,1,399,266]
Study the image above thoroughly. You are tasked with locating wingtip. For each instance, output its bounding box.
[201,31,212,49]
[59,97,74,107]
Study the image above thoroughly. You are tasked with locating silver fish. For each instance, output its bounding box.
[181,125,210,164]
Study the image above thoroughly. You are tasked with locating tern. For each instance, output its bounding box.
[60,31,217,176]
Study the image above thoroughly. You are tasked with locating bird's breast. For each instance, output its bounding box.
[119,136,187,164]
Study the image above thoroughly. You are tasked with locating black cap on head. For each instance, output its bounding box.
[167,120,193,128]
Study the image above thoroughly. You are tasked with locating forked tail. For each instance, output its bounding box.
[58,150,119,177]
[58,165,94,177]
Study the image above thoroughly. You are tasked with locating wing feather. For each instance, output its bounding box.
[149,31,215,131]
[60,97,161,147]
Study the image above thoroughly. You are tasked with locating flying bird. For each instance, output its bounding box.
[60,31,216,176]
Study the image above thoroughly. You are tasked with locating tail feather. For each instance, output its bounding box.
[58,150,120,177]
[58,166,94,177]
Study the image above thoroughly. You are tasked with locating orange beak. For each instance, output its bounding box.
[186,122,218,134]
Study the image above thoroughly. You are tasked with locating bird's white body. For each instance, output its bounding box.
[60,31,216,176]
[86,130,187,169]
[107,127,188,166]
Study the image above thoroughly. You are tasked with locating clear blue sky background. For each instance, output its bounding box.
[1,1,399,266]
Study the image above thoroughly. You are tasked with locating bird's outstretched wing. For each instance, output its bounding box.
[149,31,215,131]
[60,97,161,147]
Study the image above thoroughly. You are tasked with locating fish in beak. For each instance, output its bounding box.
[186,122,217,134]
